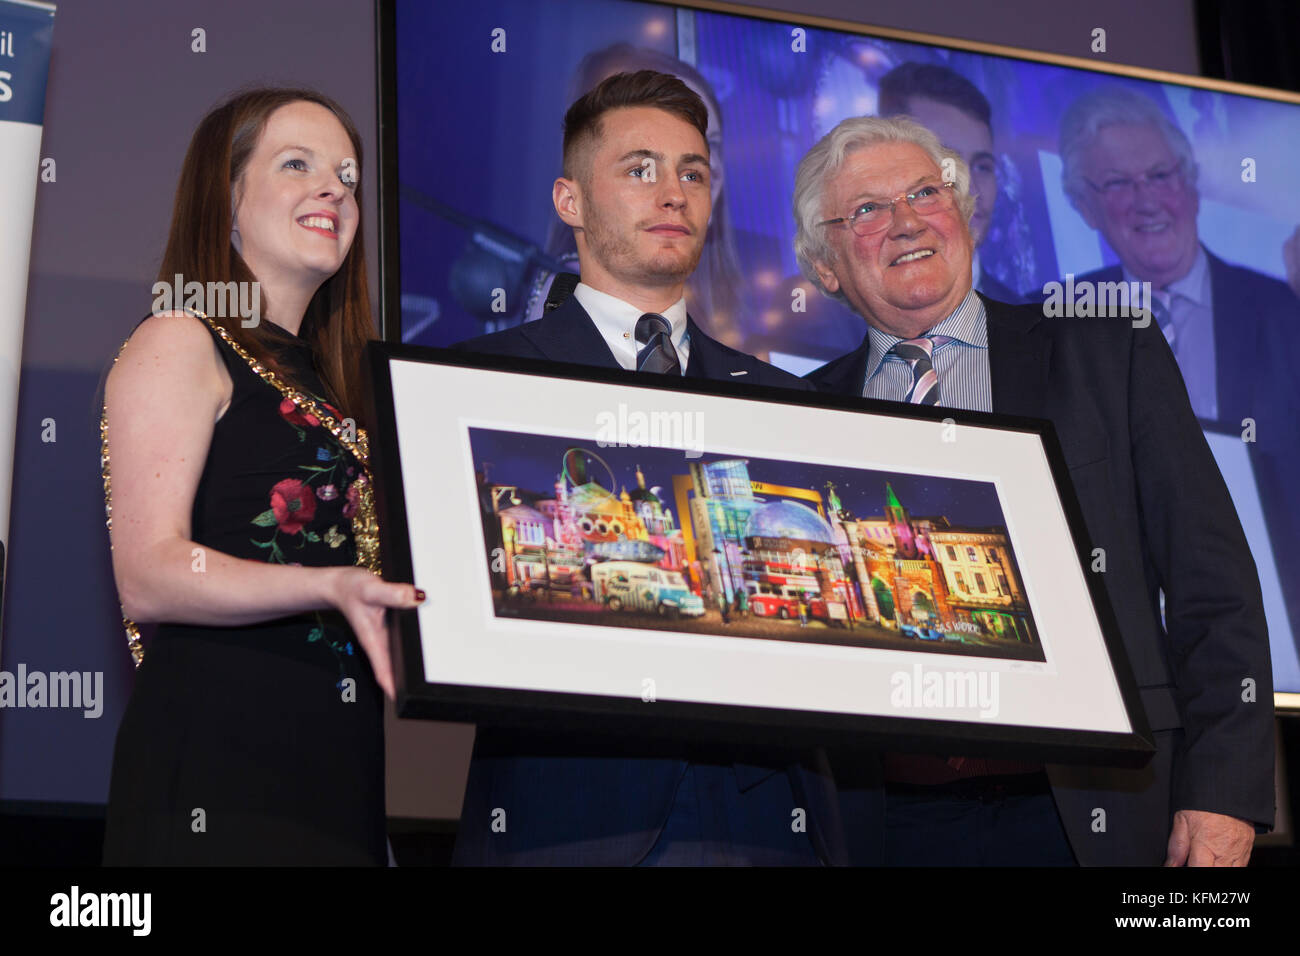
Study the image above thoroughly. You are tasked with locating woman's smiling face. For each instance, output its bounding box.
[231,100,360,288]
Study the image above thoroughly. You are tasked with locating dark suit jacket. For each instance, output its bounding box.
[455,295,807,388]
[1072,250,1300,673]
[449,295,847,865]
[806,292,1276,865]
[1070,248,1299,431]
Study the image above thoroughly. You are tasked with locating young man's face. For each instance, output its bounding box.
[903,95,997,247]
[558,106,712,295]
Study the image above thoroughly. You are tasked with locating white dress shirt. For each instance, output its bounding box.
[861,289,992,412]
[572,282,691,373]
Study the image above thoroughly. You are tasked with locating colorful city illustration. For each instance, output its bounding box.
[468,427,1045,662]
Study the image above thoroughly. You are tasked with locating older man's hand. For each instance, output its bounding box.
[1164,809,1254,866]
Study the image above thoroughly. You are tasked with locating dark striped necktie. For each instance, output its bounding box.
[891,335,951,405]
[635,312,681,375]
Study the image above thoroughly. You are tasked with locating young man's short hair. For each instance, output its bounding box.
[562,69,709,184]
[877,62,992,131]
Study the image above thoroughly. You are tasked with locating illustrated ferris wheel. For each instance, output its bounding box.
[561,447,618,509]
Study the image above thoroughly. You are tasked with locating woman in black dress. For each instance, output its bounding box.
[101,88,422,865]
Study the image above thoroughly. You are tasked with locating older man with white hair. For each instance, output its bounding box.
[1059,86,1298,424]
[799,116,1273,866]
[1060,86,1300,677]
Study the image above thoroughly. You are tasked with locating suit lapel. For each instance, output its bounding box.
[814,334,872,396]
[683,316,724,380]
[520,296,621,369]
[983,293,1051,418]
[684,315,763,382]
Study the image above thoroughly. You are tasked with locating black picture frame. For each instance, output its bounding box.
[365,342,1155,768]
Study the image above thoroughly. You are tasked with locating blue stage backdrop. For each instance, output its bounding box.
[389,0,1300,695]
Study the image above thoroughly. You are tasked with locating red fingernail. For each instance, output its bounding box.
[414,588,426,602]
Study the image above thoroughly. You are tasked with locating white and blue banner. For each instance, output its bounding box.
[0,0,55,639]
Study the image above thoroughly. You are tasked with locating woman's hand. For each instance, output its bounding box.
[326,567,425,700]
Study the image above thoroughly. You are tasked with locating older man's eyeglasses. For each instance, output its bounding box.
[819,181,957,237]
[1083,160,1185,204]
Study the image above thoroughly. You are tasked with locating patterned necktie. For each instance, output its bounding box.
[635,313,681,375]
[1150,290,1176,350]
[890,335,950,405]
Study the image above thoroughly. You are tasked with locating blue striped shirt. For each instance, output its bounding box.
[861,290,991,413]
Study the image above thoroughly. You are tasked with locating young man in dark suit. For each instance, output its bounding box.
[796,115,1273,866]
[451,70,844,866]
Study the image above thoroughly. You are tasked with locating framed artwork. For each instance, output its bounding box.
[366,344,1154,766]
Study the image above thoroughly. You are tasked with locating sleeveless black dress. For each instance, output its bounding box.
[102,317,386,865]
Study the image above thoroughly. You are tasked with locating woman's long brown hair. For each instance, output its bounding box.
[158,87,374,426]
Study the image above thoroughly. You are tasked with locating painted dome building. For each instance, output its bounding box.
[740,500,856,614]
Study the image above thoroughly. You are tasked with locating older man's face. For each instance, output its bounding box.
[1076,123,1199,288]
[812,141,974,339]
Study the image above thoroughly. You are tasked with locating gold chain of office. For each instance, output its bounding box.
[99,308,382,667]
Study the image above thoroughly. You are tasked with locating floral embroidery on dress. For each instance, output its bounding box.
[307,614,356,686]
[278,396,321,433]
[247,387,363,683]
